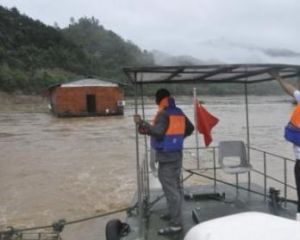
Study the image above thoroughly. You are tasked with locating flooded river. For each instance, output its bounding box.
[0,94,297,239]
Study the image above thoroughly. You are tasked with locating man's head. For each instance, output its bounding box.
[155,88,170,105]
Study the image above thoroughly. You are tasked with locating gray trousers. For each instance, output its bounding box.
[158,158,182,226]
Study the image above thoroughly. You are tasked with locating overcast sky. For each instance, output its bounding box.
[1,0,300,64]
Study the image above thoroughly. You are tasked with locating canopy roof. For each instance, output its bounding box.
[124,63,300,85]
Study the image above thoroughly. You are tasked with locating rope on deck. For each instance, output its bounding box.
[0,206,132,238]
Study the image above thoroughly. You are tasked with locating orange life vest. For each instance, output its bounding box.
[290,104,300,128]
[151,97,186,152]
[284,104,300,146]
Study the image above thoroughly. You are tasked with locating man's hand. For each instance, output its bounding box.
[269,69,296,96]
[133,114,142,124]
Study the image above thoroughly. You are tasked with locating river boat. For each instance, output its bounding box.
[113,64,300,240]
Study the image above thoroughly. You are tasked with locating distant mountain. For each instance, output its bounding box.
[151,50,221,66]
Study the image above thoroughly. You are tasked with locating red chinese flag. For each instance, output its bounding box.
[196,101,219,147]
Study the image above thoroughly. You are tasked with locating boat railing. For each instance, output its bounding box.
[183,145,297,206]
[136,144,297,219]
[249,146,296,205]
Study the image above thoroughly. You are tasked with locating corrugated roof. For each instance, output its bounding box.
[124,63,300,84]
[61,78,118,87]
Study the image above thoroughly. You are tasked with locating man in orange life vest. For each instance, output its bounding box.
[133,89,194,235]
[270,71,300,216]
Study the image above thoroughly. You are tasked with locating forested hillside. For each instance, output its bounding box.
[0,5,287,96]
[62,17,153,80]
[0,6,154,93]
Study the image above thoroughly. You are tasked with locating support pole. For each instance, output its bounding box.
[140,84,150,203]
[263,152,267,201]
[133,73,143,238]
[193,87,200,169]
[244,82,251,190]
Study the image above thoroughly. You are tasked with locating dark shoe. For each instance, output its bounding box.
[159,213,171,221]
[157,225,182,235]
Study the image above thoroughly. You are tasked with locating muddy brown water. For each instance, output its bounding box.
[0,95,296,239]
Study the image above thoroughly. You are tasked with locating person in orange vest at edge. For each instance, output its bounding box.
[269,70,300,219]
[133,89,194,235]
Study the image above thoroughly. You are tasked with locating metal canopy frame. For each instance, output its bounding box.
[124,63,300,84]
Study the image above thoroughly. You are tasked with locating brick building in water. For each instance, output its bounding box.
[46,78,124,117]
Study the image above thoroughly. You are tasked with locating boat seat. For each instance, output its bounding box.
[218,140,252,174]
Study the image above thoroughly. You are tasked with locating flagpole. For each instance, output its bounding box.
[193,87,200,169]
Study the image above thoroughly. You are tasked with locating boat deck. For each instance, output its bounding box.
[123,183,297,240]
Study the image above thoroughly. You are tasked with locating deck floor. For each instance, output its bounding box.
[123,183,297,240]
